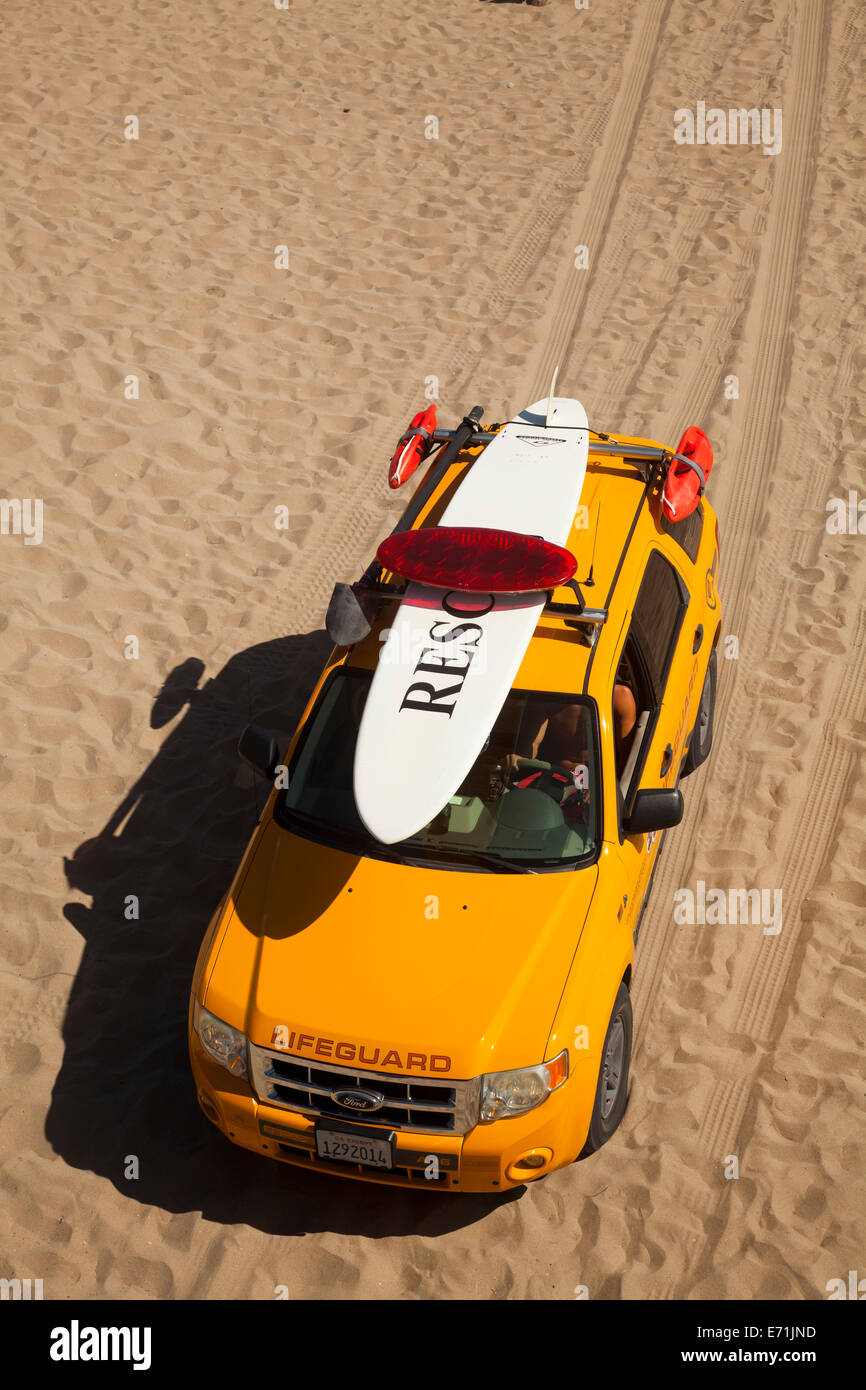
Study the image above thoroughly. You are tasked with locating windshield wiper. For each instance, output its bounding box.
[409,845,537,874]
[283,810,535,872]
[283,808,415,864]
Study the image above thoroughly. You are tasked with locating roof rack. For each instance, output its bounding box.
[325,412,675,646]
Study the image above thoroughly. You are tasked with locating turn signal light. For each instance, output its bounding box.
[198,1092,220,1125]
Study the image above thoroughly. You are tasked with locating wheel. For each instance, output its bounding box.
[578,982,633,1157]
[682,647,717,776]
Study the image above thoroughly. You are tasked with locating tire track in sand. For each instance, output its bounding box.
[282,55,628,633]
[522,0,672,406]
[632,0,829,1051]
[636,0,861,1298]
[687,0,830,1141]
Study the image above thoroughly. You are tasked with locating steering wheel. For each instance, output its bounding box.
[507,756,584,796]
[505,756,589,820]
[503,755,546,786]
[508,756,552,778]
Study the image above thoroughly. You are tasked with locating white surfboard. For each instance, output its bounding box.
[354,396,589,844]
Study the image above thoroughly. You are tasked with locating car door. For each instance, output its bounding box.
[654,536,707,781]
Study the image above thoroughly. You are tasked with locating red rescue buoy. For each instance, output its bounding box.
[388,405,438,489]
[662,426,713,522]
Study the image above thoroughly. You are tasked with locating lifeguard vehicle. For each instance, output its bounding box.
[189,387,722,1192]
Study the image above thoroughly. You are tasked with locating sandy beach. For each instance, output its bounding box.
[1,0,863,1300]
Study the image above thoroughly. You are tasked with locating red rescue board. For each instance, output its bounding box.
[376,525,577,594]
[663,426,713,522]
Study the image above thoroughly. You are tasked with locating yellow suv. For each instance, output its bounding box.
[189,401,722,1192]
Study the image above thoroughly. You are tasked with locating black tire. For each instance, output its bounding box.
[682,647,717,776]
[578,982,633,1158]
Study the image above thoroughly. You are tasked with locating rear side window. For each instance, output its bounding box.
[629,550,689,702]
[660,502,704,563]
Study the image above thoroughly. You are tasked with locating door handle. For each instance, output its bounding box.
[660,743,673,775]
[692,624,704,654]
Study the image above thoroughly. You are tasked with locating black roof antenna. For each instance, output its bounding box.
[584,499,600,587]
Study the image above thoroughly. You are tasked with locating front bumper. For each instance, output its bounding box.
[190,1033,593,1193]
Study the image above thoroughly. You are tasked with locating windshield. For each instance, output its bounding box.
[275,668,601,871]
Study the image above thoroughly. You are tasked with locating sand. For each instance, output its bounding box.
[0,0,863,1300]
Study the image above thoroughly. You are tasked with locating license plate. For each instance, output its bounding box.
[316,1128,393,1170]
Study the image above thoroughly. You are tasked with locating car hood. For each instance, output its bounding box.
[204,819,597,1079]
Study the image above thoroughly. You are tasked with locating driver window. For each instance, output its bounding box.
[613,647,639,778]
[614,639,651,799]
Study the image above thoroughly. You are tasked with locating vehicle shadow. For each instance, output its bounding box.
[48,629,519,1238]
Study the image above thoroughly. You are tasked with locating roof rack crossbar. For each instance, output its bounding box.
[343,577,610,621]
[431,428,496,445]
[587,441,670,463]
[427,435,675,459]
[423,430,684,476]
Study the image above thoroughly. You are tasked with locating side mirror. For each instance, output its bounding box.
[325,582,377,646]
[237,725,280,781]
[624,787,683,835]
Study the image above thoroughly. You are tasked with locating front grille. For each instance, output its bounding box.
[249,1044,480,1134]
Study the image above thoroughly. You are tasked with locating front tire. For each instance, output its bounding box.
[682,647,717,776]
[578,982,633,1157]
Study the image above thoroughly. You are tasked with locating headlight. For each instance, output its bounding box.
[193,1002,249,1078]
[479,1049,568,1122]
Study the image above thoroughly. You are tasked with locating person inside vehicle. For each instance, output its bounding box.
[507,699,592,820]
[613,653,638,775]
[515,699,589,773]
[613,680,637,775]
[509,682,637,795]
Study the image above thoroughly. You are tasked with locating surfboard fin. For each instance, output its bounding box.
[545,364,560,427]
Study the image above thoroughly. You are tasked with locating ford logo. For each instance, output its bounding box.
[331,1087,385,1113]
